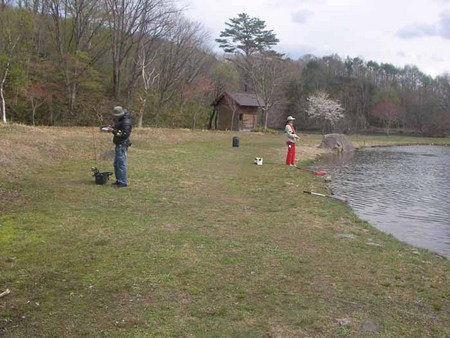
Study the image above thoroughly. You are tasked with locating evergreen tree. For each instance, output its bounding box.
[216,13,279,57]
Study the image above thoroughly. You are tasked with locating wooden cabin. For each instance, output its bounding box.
[211,92,264,131]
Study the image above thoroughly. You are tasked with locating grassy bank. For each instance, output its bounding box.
[1,125,449,337]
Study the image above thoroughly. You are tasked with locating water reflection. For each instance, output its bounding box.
[320,145,450,258]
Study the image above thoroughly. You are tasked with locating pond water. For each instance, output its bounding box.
[319,145,450,258]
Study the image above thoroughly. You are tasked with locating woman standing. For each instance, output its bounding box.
[285,115,300,166]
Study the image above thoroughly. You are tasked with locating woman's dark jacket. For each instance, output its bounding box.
[113,111,132,146]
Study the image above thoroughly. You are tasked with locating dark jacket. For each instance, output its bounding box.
[113,111,132,146]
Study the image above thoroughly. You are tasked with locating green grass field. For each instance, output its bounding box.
[1,125,449,337]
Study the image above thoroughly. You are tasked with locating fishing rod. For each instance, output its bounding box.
[90,111,114,185]
[91,125,98,169]
[91,110,107,169]
[303,190,348,203]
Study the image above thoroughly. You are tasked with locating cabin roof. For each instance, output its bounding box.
[212,91,265,107]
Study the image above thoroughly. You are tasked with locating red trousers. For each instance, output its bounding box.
[286,142,296,165]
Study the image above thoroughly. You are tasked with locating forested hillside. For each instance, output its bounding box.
[0,2,449,135]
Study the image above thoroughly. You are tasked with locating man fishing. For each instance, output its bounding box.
[105,106,132,188]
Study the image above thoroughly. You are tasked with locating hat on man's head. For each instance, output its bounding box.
[112,106,125,117]
[287,115,295,121]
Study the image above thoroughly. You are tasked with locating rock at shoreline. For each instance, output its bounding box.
[320,134,355,152]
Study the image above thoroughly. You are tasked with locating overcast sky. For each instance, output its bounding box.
[182,0,450,77]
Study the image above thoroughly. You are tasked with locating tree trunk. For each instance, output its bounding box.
[230,109,236,131]
[191,110,197,130]
[264,110,269,129]
[32,99,36,126]
[208,108,216,129]
[137,95,147,128]
[1,69,8,124]
[70,82,77,112]
[113,58,121,99]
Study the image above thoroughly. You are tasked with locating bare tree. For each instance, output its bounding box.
[249,51,288,129]
[135,52,159,127]
[221,93,239,131]
[26,80,50,125]
[47,0,108,112]
[0,8,32,124]
[150,17,211,124]
[104,0,177,100]
[207,60,240,129]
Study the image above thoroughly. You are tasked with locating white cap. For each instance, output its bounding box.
[287,115,295,121]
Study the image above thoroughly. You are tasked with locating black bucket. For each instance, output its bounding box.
[94,172,113,185]
[232,136,239,147]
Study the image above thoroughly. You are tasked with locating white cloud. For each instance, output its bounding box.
[432,55,445,62]
[291,10,314,24]
[267,0,325,6]
[183,0,450,76]
[277,43,317,59]
[438,11,450,38]
[397,10,450,39]
[397,24,438,38]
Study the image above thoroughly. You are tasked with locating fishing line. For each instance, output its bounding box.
[91,126,98,169]
[91,111,105,171]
